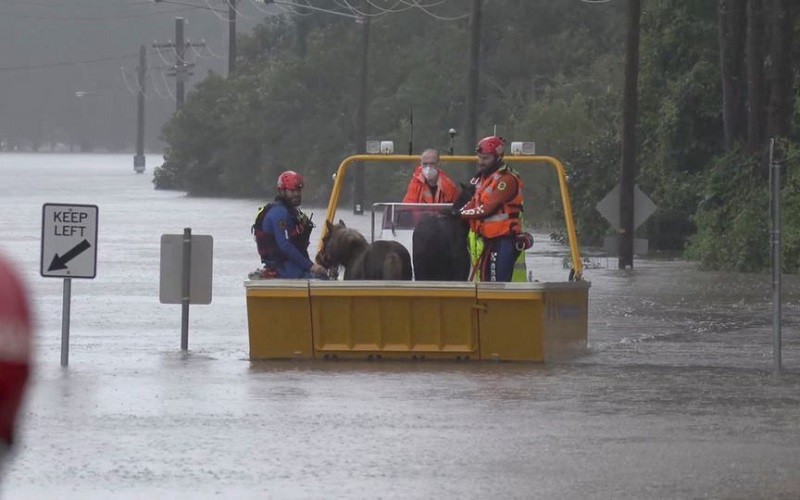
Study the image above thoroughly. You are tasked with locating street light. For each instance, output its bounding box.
[448,128,457,155]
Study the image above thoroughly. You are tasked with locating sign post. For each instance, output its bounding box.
[596,183,656,256]
[159,230,213,351]
[40,203,99,366]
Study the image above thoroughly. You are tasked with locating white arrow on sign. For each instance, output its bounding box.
[596,183,657,230]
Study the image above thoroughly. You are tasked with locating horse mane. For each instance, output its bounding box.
[327,226,368,266]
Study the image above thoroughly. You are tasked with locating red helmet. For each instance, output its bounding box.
[476,136,505,158]
[277,170,304,190]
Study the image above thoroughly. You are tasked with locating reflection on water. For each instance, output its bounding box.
[1,154,799,499]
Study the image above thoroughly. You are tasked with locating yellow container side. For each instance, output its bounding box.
[246,281,314,360]
[245,281,589,362]
[309,282,478,360]
[542,285,590,360]
[476,283,546,361]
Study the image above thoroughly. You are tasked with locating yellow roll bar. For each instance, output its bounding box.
[319,154,583,280]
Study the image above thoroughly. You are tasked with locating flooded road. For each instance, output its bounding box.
[1,154,799,499]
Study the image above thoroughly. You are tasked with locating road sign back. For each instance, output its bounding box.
[596,183,657,230]
[40,203,99,279]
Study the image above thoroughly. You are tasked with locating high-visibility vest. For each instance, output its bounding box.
[468,166,524,239]
[467,228,528,282]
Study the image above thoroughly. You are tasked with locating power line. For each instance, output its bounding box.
[0,52,154,72]
[0,7,195,21]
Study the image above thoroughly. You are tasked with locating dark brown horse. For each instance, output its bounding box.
[316,220,412,280]
[411,184,474,281]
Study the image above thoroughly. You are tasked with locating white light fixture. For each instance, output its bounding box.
[510,141,536,155]
[365,141,380,154]
[379,141,394,154]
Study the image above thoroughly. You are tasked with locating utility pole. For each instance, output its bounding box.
[134,45,147,174]
[153,17,203,112]
[353,0,370,215]
[618,0,641,269]
[462,0,481,175]
[153,0,232,76]
[228,0,236,75]
[175,17,186,109]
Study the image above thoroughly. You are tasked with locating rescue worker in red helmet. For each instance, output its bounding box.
[0,252,33,470]
[250,170,327,279]
[457,136,524,282]
[402,149,459,204]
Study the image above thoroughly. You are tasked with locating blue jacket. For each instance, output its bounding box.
[260,202,315,279]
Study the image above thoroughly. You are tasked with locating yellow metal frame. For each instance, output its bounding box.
[319,154,584,280]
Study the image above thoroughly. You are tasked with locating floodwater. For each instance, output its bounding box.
[1,153,799,499]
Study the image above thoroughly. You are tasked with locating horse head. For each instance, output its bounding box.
[315,219,343,269]
[438,182,474,218]
[454,182,475,211]
[315,219,368,270]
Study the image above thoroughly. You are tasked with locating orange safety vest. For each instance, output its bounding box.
[468,165,523,239]
[402,166,459,204]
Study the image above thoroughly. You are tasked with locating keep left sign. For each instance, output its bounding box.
[41,203,99,279]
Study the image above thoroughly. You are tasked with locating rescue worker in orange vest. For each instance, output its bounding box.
[0,252,33,471]
[457,136,524,282]
[402,149,459,204]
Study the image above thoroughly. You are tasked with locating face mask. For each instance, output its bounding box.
[422,166,438,182]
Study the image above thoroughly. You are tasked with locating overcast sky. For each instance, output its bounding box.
[0,0,270,150]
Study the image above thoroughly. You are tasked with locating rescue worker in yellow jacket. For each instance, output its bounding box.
[458,136,525,282]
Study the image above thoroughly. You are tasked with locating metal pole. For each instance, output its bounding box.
[181,227,192,351]
[770,138,781,375]
[61,278,72,366]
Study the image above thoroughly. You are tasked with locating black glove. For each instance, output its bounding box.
[439,207,461,218]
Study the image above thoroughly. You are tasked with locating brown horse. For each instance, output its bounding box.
[411,184,474,281]
[316,220,412,280]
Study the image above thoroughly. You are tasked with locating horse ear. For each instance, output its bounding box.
[338,219,347,228]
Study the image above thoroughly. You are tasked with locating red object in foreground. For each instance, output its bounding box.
[0,253,33,449]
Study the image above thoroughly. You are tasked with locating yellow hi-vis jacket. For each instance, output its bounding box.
[468,228,528,282]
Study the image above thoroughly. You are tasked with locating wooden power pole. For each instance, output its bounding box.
[134,45,146,174]
[618,0,641,269]
[153,17,204,112]
[462,0,482,171]
[228,0,237,76]
[353,1,370,215]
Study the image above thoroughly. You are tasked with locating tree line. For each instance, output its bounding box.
[153,0,800,272]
